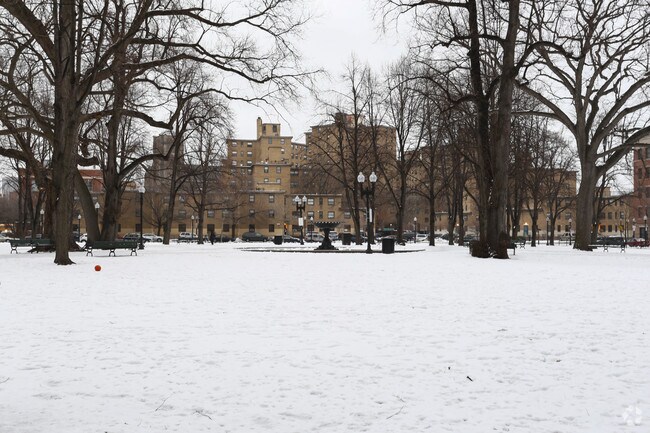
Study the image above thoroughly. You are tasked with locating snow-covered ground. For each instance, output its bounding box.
[1,241,649,432]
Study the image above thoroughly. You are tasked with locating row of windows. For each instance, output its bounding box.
[637,148,650,160]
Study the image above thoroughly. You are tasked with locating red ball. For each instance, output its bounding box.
[94,265,101,272]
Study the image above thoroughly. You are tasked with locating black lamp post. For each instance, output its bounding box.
[40,208,44,238]
[633,218,636,239]
[546,214,550,245]
[138,183,145,250]
[77,214,81,240]
[357,171,377,254]
[191,215,195,242]
[569,218,573,245]
[293,195,307,245]
[645,215,648,241]
[413,216,417,243]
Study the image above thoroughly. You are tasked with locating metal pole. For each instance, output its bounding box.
[139,191,144,249]
[365,188,372,254]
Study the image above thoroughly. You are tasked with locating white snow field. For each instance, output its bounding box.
[1,241,649,433]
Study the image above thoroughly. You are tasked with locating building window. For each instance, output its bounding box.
[264,165,269,173]
[178,223,187,232]
[276,178,281,184]
[318,211,323,219]
[281,139,285,144]
[178,209,187,218]
[207,210,215,217]
[281,148,285,154]
[247,142,252,147]
[249,209,255,217]
[607,212,612,219]
[328,198,335,206]
[247,168,253,175]
[232,151,237,157]
[269,195,275,203]
[608,225,612,232]
[263,125,266,133]
[246,160,252,166]
[264,178,269,183]
[223,223,230,232]
[269,224,275,232]
[247,151,253,157]
[344,211,351,219]
[135,223,141,232]
[328,211,335,219]
[268,138,272,144]
[272,125,277,132]
[231,160,237,166]
[307,198,314,205]
[290,182,298,188]
[222,210,230,218]
[249,195,255,202]
[269,209,275,218]
[248,224,255,232]
[207,224,215,232]
[276,166,281,174]
[307,211,314,218]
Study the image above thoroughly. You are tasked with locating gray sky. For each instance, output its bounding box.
[229,0,408,142]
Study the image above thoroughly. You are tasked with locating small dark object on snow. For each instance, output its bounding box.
[466,375,473,382]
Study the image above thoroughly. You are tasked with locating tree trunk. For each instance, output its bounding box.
[575,162,598,250]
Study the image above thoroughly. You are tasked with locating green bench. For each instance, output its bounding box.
[86,240,138,257]
[9,238,54,254]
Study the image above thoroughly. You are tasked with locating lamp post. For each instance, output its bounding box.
[77,214,81,240]
[569,218,573,245]
[357,171,377,254]
[413,216,417,243]
[633,218,636,239]
[645,215,648,241]
[293,195,307,245]
[191,215,195,242]
[40,208,44,238]
[138,183,145,250]
[546,214,550,245]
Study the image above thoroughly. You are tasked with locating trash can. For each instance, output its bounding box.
[342,233,352,246]
[382,237,395,254]
[273,235,283,245]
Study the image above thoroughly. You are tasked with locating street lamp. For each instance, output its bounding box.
[77,214,81,240]
[413,216,417,243]
[138,183,145,250]
[40,208,44,237]
[546,214,550,246]
[633,218,636,239]
[191,215,195,242]
[569,217,573,245]
[293,195,307,245]
[645,215,648,241]
[357,171,377,254]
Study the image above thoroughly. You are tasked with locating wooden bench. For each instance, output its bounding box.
[28,239,55,253]
[86,240,138,256]
[590,243,625,252]
[9,239,33,254]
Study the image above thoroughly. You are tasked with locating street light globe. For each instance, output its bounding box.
[369,172,378,183]
[94,202,100,210]
[77,214,81,220]
[138,183,145,194]
[293,195,300,204]
[191,215,195,220]
[40,209,44,216]
[357,172,365,183]
[414,217,417,222]
[302,195,307,203]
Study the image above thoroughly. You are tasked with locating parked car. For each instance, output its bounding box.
[282,235,301,243]
[305,231,324,243]
[242,231,268,242]
[329,231,339,241]
[415,233,429,242]
[143,233,163,242]
[178,232,193,242]
[123,233,141,241]
[213,234,232,242]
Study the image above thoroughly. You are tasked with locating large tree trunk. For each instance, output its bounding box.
[575,162,598,250]
[74,172,101,242]
[52,0,78,265]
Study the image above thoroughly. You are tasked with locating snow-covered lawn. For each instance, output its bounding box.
[1,242,649,432]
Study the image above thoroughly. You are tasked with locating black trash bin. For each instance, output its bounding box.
[382,237,395,254]
[273,235,283,245]
[342,233,352,246]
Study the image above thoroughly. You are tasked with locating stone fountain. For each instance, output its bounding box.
[314,221,340,251]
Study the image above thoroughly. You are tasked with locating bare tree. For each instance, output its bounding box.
[520,0,650,250]
[0,0,311,264]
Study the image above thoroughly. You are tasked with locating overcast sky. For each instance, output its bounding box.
[229,0,409,142]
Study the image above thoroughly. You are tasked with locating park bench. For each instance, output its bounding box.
[9,238,54,254]
[589,242,625,252]
[9,239,33,254]
[86,240,138,257]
